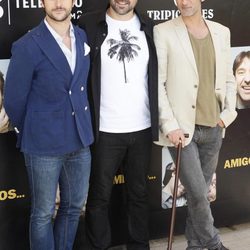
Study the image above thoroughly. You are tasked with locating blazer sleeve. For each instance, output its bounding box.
[219,28,237,127]
[4,40,34,133]
[153,24,180,137]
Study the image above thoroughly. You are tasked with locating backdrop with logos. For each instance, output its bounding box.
[0,0,250,249]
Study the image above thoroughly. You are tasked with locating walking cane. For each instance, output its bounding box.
[167,134,189,250]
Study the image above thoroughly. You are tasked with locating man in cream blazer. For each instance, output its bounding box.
[154,0,237,249]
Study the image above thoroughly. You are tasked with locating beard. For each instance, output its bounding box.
[45,7,71,22]
[109,0,136,16]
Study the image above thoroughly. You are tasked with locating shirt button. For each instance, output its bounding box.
[72,111,75,116]
[102,33,106,37]
[194,85,198,88]
[95,46,99,50]
[192,105,196,109]
[84,106,88,111]
[69,90,72,95]
[80,86,84,91]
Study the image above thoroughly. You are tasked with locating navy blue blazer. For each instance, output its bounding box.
[4,21,94,155]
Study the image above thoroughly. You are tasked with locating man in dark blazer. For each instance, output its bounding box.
[4,0,93,249]
[78,0,158,249]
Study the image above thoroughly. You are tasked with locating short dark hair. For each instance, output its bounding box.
[233,51,250,76]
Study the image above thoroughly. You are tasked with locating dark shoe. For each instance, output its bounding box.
[208,242,229,250]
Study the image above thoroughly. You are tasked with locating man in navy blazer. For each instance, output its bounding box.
[4,0,93,249]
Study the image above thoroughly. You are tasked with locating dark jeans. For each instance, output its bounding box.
[86,128,152,250]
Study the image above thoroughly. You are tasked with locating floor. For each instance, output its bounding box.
[110,222,250,250]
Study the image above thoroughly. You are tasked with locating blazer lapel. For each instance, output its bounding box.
[205,20,221,89]
[32,21,72,82]
[70,27,90,88]
[173,17,198,77]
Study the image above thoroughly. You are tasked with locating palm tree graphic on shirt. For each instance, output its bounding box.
[107,29,141,83]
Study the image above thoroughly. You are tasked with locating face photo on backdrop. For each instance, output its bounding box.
[161,147,187,209]
[232,49,250,109]
[161,147,217,209]
[0,60,9,133]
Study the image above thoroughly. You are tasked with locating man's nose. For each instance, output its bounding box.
[244,73,250,85]
[55,0,63,7]
[181,0,189,5]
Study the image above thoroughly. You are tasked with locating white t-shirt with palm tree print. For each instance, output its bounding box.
[99,14,151,133]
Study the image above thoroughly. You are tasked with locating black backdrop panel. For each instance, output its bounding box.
[215,109,250,226]
[0,132,30,250]
[0,0,250,249]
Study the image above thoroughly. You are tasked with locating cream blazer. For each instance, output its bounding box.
[153,16,237,147]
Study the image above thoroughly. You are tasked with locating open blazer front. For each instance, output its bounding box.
[78,9,159,142]
[154,16,237,147]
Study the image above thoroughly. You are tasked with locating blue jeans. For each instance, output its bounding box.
[24,147,91,250]
[86,128,152,250]
[169,125,223,250]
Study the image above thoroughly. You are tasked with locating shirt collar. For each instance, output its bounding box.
[44,18,75,42]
